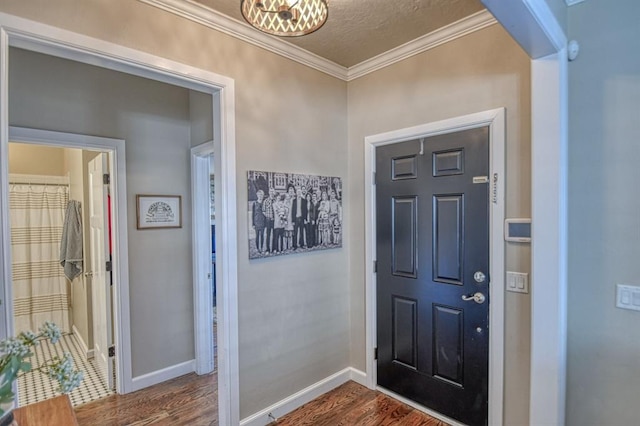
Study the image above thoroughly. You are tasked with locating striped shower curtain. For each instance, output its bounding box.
[10,183,71,334]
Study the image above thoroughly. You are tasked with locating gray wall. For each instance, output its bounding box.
[8,47,195,377]
[0,0,350,418]
[566,1,640,425]
[347,24,532,425]
[189,90,213,147]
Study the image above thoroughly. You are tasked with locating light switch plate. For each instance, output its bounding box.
[616,284,640,312]
[506,272,529,294]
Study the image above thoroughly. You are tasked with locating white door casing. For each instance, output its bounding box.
[89,153,114,389]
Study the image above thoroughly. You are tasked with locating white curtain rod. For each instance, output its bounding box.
[9,173,70,186]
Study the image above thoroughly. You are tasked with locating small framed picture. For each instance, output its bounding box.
[136,195,182,229]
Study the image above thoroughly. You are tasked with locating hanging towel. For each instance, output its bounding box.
[60,200,83,281]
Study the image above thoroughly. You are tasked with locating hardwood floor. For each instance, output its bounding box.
[272,381,448,426]
[74,372,218,426]
[75,377,446,426]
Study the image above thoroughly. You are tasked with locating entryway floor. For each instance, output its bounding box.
[17,333,114,407]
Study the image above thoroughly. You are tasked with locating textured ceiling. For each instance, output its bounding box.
[191,0,486,67]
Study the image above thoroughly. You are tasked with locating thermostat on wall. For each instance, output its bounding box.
[504,219,531,243]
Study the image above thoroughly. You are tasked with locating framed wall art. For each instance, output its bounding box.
[247,170,342,259]
[136,194,182,229]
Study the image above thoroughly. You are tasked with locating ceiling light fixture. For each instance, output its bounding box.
[240,0,328,37]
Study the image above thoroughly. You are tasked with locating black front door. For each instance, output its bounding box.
[376,127,490,426]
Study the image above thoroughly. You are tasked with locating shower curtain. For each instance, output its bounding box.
[10,183,71,334]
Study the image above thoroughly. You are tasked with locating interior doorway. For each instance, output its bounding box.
[7,135,120,407]
[0,14,239,423]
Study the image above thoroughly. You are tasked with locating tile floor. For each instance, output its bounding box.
[17,333,114,407]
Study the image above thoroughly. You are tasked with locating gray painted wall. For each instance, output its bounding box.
[566,1,640,424]
[347,24,532,425]
[0,1,350,418]
[8,47,195,377]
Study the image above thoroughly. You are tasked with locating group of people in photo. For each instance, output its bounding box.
[249,173,342,258]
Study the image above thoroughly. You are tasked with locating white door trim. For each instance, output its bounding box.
[0,12,239,425]
[191,141,214,375]
[6,126,130,394]
[364,108,506,426]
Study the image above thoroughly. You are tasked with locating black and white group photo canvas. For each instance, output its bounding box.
[247,170,343,259]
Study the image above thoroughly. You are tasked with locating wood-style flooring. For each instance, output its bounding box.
[74,372,218,426]
[272,381,448,426]
[75,377,447,426]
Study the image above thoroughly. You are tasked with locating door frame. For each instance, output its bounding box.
[364,108,506,425]
[7,126,129,394]
[0,12,239,424]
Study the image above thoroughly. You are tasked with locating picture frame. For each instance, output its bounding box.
[247,170,343,259]
[136,194,182,229]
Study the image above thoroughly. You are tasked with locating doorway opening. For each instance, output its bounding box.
[7,137,119,408]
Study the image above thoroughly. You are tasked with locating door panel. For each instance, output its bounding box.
[392,155,418,180]
[433,195,464,284]
[376,127,489,426]
[392,296,417,369]
[433,149,464,177]
[433,304,464,385]
[391,197,417,278]
[89,154,114,390]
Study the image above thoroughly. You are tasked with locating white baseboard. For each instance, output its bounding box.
[130,359,195,392]
[348,367,367,387]
[240,368,354,426]
[71,325,94,360]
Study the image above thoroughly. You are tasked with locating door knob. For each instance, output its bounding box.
[461,292,486,304]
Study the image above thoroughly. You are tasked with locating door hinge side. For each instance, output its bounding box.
[106,261,112,272]
[374,347,378,360]
[103,173,110,185]
[108,345,115,358]
[373,260,377,273]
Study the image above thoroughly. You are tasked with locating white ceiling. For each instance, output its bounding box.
[191,0,486,67]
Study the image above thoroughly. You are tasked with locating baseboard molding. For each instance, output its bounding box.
[240,368,354,426]
[71,325,94,360]
[130,359,195,392]
[349,367,367,387]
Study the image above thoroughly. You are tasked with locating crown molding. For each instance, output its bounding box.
[138,0,497,82]
[347,10,497,81]
[137,0,348,80]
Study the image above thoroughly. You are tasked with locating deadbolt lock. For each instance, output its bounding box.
[474,271,486,283]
